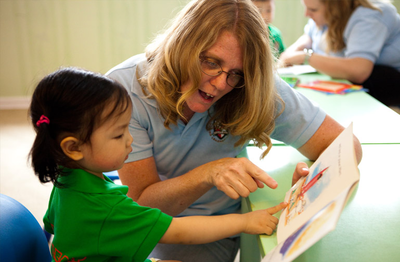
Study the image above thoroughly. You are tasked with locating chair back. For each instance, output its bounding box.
[0,194,52,262]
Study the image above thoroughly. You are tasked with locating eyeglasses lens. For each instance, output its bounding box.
[200,59,244,88]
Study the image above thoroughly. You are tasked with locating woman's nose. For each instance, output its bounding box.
[210,72,229,90]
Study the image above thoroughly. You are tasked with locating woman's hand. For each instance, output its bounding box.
[205,157,278,199]
[279,51,306,67]
[292,162,310,186]
[279,34,312,67]
[119,156,278,216]
[244,202,288,235]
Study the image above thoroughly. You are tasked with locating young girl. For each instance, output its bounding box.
[29,67,286,262]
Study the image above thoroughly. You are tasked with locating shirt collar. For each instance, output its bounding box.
[57,168,128,195]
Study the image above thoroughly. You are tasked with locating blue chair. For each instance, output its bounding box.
[0,194,52,262]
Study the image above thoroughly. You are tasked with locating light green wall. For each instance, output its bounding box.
[274,0,309,47]
[0,0,190,98]
[1,0,399,99]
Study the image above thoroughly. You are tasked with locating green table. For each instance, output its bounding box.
[279,73,400,144]
[295,88,400,144]
[240,144,400,261]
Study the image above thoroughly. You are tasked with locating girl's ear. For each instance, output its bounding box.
[60,137,84,161]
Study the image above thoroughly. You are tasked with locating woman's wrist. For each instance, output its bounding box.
[303,48,314,65]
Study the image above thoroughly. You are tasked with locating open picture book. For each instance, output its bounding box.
[262,123,360,262]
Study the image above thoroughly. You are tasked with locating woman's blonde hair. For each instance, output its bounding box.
[142,0,283,157]
[321,0,383,52]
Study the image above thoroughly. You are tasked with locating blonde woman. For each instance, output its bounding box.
[280,0,400,106]
[106,0,362,261]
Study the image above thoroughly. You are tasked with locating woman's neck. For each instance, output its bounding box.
[181,104,195,124]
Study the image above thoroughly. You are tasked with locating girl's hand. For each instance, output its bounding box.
[244,202,288,235]
[205,157,278,199]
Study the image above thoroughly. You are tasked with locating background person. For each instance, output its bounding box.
[252,0,286,56]
[280,0,400,106]
[106,0,362,261]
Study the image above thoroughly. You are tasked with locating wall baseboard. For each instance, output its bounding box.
[0,97,31,110]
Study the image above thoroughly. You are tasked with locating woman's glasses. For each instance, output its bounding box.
[200,57,245,88]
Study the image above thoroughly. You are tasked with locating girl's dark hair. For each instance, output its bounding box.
[29,67,131,185]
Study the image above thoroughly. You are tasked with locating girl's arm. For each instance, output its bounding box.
[159,202,287,244]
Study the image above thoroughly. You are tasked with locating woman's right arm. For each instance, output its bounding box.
[118,158,213,216]
[118,156,279,216]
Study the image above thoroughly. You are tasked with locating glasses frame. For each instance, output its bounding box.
[199,56,245,88]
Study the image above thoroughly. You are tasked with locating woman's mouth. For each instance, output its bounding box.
[199,90,214,101]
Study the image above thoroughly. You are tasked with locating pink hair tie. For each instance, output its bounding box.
[36,115,50,127]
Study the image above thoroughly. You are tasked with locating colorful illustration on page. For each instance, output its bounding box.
[285,164,330,225]
[279,201,337,259]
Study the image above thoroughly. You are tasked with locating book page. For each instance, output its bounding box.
[262,190,349,262]
[277,123,359,242]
